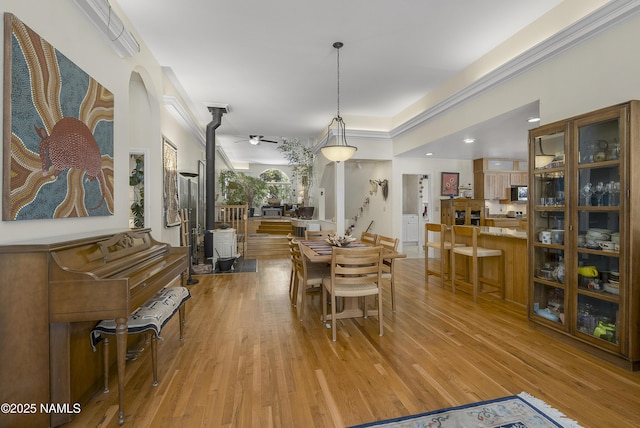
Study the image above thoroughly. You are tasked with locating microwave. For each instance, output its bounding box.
[510,185,528,201]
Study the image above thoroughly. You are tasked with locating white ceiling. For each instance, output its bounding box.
[116,0,571,165]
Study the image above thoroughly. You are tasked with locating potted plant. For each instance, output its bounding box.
[278,138,315,218]
[219,170,268,217]
[129,156,144,228]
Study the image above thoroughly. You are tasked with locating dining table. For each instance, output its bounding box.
[298,239,406,320]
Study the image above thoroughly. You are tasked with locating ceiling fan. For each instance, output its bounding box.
[246,135,279,145]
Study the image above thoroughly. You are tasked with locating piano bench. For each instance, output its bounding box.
[90,286,191,391]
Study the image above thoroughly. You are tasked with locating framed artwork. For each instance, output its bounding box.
[2,13,114,220]
[441,172,459,196]
[163,137,181,227]
[197,160,205,231]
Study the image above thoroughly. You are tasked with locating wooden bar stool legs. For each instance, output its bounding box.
[451,225,504,303]
[425,223,461,288]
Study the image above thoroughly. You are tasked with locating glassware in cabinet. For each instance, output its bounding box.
[577,116,620,165]
[531,245,567,326]
[532,282,565,325]
[528,101,640,369]
[578,164,620,208]
[576,294,619,346]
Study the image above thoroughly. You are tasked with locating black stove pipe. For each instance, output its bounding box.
[204,107,225,259]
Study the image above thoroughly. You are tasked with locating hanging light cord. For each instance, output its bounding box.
[333,41,343,119]
[538,138,546,155]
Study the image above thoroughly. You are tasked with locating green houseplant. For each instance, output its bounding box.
[278,138,315,218]
[219,170,268,216]
[129,156,144,228]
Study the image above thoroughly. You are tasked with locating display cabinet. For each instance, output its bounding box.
[528,101,639,370]
[440,199,485,226]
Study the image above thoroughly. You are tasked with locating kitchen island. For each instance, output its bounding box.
[452,226,528,306]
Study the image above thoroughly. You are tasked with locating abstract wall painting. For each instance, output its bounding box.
[163,137,180,227]
[2,13,114,221]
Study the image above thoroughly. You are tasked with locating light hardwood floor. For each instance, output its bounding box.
[68,257,640,427]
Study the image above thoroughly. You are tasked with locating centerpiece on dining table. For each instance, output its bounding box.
[325,233,357,247]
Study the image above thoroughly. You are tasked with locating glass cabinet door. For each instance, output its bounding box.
[574,113,623,349]
[531,129,568,328]
[528,101,638,367]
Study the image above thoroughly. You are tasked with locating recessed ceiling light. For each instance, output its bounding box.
[425,152,433,156]
[463,138,475,144]
[528,117,540,123]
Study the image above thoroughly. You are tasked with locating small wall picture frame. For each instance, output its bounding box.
[441,172,459,196]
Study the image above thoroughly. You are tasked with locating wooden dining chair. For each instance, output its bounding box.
[322,246,384,341]
[451,225,504,303]
[425,223,464,288]
[360,231,378,245]
[296,241,331,321]
[288,236,300,305]
[304,229,335,240]
[375,234,400,312]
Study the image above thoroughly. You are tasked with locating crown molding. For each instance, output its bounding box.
[73,0,140,57]
[163,95,206,145]
[391,0,640,139]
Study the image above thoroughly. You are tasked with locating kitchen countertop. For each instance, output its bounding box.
[479,226,527,240]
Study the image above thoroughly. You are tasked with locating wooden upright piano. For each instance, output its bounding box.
[0,229,189,427]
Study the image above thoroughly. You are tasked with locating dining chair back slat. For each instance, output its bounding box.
[375,235,400,312]
[322,246,384,341]
[305,230,335,240]
[296,241,330,321]
[360,231,378,245]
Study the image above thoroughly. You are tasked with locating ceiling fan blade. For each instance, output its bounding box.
[262,139,279,144]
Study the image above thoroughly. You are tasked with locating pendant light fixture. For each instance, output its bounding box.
[535,137,555,168]
[321,42,357,162]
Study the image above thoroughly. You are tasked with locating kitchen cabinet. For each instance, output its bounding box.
[402,214,419,243]
[485,218,525,229]
[509,172,528,186]
[474,158,528,200]
[440,199,485,226]
[528,100,639,370]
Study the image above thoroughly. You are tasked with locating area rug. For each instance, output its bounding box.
[192,258,258,275]
[351,392,582,428]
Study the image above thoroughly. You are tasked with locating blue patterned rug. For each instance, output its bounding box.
[351,392,582,428]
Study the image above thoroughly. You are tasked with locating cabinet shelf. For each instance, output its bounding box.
[528,100,639,370]
[577,248,619,256]
[534,278,566,288]
[576,288,620,302]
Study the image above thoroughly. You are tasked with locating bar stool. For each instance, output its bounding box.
[451,225,504,303]
[425,223,463,288]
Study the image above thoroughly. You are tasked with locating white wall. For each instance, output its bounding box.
[0,1,206,246]
[391,157,473,251]
[344,161,392,238]
[393,12,640,156]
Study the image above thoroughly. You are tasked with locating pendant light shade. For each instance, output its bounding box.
[535,137,555,168]
[321,42,357,162]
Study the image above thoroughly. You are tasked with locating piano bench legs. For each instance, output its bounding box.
[99,302,187,390]
[91,286,191,424]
